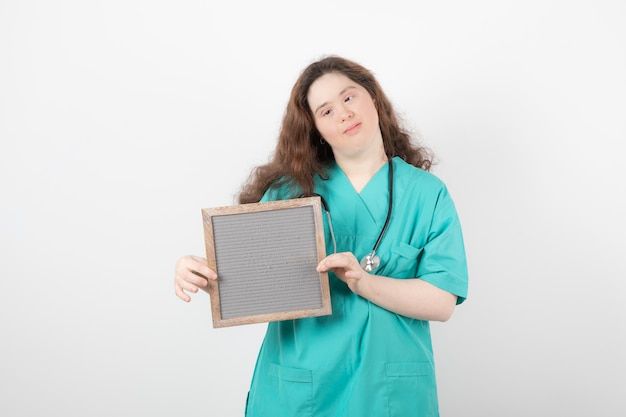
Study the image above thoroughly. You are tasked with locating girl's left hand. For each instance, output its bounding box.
[317,252,368,293]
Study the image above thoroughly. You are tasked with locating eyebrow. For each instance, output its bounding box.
[313,85,357,115]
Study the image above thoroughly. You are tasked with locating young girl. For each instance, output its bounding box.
[174,56,468,416]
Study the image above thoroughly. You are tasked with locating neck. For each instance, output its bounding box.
[335,151,389,193]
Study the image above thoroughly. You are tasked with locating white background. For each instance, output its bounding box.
[1,0,625,416]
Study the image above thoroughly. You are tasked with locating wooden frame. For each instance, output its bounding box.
[201,197,332,328]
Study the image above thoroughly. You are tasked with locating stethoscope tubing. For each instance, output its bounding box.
[370,159,393,256]
[303,158,394,272]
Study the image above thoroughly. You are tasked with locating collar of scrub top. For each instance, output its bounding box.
[301,158,394,273]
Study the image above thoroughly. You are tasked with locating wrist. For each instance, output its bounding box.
[350,270,372,297]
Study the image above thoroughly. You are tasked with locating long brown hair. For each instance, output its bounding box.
[237,55,434,204]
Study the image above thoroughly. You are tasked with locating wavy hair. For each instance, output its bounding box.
[237,55,434,204]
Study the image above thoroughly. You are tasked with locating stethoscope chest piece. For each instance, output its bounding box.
[360,252,380,272]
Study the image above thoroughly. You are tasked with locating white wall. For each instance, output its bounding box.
[1,1,624,416]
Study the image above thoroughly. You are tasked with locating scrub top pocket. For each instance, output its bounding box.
[389,242,423,278]
[247,363,313,417]
[385,362,438,417]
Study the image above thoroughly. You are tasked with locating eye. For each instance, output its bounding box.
[344,94,355,103]
[321,108,332,117]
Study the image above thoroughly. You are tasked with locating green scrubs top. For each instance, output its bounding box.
[245,157,468,417]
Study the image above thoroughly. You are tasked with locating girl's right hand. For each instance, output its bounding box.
[174,255,217,302]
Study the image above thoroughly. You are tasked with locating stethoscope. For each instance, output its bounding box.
[305,159,394,273]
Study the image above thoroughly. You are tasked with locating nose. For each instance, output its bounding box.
[339,107,353,121]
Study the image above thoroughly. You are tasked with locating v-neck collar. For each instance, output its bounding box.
[331,158,390,196]
[319,158,394,231]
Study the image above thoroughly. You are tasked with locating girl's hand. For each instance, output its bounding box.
[317,252,367,293]
[174,255,217,302]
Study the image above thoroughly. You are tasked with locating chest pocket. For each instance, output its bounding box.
[387,242,423,278]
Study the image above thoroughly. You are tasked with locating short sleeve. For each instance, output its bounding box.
[416,186,469,304]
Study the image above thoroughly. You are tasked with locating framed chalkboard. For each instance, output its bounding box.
[201,197,332,328]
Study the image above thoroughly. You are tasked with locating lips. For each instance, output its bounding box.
[343,122,361,135]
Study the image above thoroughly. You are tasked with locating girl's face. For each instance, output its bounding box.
[307,72,383,160]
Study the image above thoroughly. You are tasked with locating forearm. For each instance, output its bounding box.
[317,252,458,321]
[351,275,457,322]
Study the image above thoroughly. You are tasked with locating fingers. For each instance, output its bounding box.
[183,255,217,281]
[317,252,359,272]
[175,282,192,303]
[317,252,370,296]
[174,255,217,301]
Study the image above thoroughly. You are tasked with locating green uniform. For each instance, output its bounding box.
[245,157,468,417]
